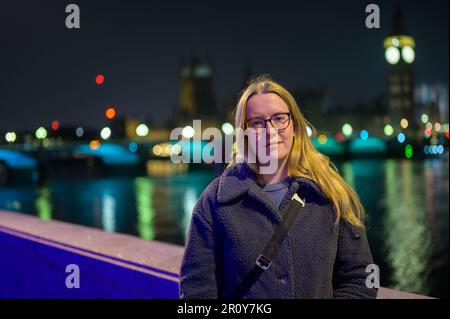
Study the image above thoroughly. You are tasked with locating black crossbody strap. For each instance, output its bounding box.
[233,193,305,299]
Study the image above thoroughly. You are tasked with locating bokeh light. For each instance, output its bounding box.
[421,114,429,124]
[136,124,149,137]
[75,127,84,138]
[35,127,47,140]
[397,132,406,143]
[182,126,195,139]
[89,139,101,150]
[100,127,112,140]
[400,118,409,129]
[51,120,60,131]
[342,123,353,137]
[96,74,105,85]
[405,144,413,158]
[128,142,138,153]
[360,130,369,140]
[105,107,116,120]
[5,132,16,143]
[384,124,394,136]
[221,123,234,135]
[318,134,327,144]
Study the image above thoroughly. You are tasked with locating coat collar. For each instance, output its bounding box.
[217,163,327,222]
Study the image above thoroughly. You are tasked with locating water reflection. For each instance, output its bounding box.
[0,159,447,297]
[334,157,448,298]
[383,159,432,295]
[101,193,116,233]
[135,177,155,240]
[182,188,197,240]
[36,187,52,221]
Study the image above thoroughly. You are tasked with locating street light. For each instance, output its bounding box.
[342,123,353,137]
[105,107,116,120]
[35,127,47,140]
[136,124,149,137]
[221,123,234,135]
[182,126,195,139]
[75,127,84,138]
[5,132,16,143]
[384,124,394,136]
[421,114,429,124]
[100,127,111,140]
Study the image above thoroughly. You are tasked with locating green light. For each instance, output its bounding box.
[405,144,413,158]
[221,123,234,135]
[384,124,394,136]
[421,114,429,124]
[5,132,16,143]
[136,124,149,137]
[342,123,353,137]
[135,177,155,240]
[341,162,355,189]
[35,127,47,140]
[36,187,52,220]
[384,160,431,294]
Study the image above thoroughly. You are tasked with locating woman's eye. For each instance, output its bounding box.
[250,120,264,127]
[273,116,284,122]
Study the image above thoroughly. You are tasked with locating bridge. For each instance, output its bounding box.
[1,135,447,186]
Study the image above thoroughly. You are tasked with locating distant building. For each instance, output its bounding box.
[293,87,329,129]
[178,55,217,127]
[223,66,256,124]
[415,83,449,124]
[383,6,417,133]
[296,88,388,137]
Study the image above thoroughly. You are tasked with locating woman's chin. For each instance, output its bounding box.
[266,146,288,160]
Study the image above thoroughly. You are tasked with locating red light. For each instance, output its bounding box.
[335,132,344,142]
[96,74,105,85]
[105,107,116,120]
[424,128,432,138]
[51,120,60,130]
[446,129,449,139]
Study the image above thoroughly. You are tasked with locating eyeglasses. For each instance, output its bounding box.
[246,112,292,130]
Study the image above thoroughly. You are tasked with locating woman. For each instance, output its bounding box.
[179,75,378,299]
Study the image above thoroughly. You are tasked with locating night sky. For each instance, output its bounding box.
[0,0,448,131]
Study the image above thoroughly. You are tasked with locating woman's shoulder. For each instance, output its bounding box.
[199,163,254,205]
[198,176,221,204]
[294,176,331,205]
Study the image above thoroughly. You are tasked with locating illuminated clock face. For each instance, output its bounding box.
[385,46,400,64]
[402,46,415,63]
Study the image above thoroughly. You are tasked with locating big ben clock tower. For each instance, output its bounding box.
[384,6,417,135]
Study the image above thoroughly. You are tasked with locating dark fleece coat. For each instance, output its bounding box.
[179,163,377,299]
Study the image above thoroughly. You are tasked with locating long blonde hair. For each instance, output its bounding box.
[228,75,366,228]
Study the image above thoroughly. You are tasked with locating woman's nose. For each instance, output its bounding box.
[266,122,277,135]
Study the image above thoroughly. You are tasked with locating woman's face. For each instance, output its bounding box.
[246,92,295,164]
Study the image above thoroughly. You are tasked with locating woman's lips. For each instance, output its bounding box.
[266,141,282,147]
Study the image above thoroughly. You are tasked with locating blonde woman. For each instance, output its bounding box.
[179,76,377,299]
